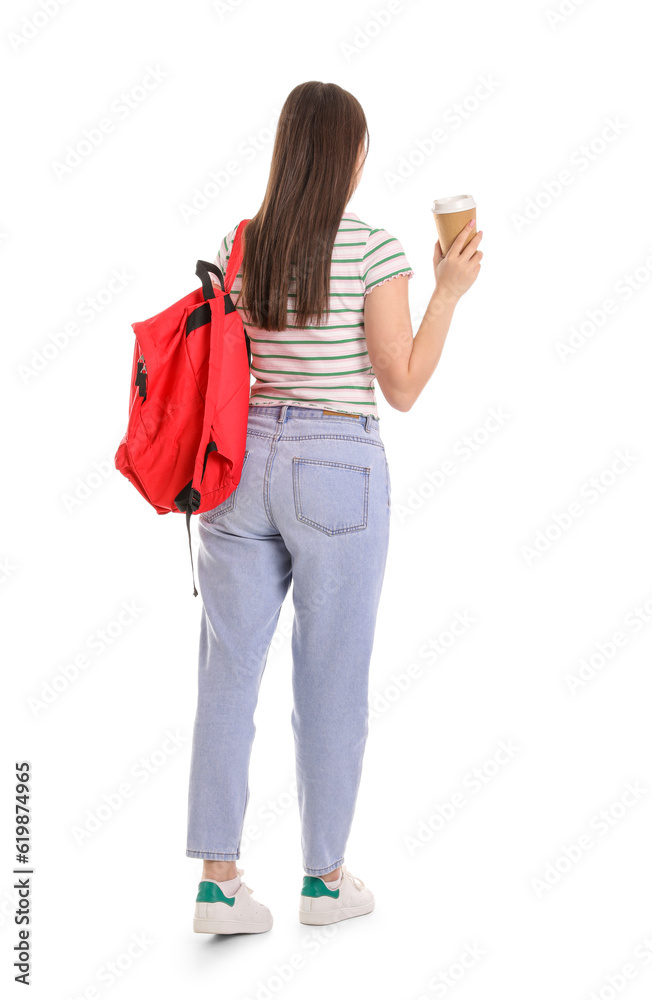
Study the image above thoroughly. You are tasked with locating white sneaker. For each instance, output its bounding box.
[193,867,273,934]
[299,864,374,925]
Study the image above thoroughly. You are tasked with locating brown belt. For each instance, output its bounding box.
[322,408,359,420]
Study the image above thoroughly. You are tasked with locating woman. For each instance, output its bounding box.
[187,81,483,935]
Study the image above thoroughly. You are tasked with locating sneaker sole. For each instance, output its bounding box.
[298,900,375,925]
[193,916,273,935]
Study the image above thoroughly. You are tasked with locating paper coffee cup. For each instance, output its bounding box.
[432,194,477,256]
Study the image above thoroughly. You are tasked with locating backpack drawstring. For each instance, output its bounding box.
[186,510,198,597]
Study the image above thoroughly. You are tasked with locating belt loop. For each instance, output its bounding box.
[278,404,288,424]
[364,413,372,433]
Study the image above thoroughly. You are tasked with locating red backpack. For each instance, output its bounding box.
[114,219,251,596]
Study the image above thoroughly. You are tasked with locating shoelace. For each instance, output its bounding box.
[341,864,365,891]
[236,866,254,894]
[231,865,364,895]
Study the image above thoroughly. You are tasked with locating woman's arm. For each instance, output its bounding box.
[364,220,483,412]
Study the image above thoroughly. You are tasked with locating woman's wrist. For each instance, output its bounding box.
[428,283,461,317]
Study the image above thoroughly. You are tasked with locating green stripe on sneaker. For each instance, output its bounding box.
[196,880,236,906]
[301,876,339,899]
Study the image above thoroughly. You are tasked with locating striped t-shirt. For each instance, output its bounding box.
[212,211,414,419]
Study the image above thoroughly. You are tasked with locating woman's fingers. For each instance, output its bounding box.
[449,219,477,256]
[459,230,483,261]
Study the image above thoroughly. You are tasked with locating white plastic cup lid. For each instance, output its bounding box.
[432,194,476,214]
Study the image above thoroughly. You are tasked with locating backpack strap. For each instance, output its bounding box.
[184,219,252,596]
[224,219,252,368]
[196,260,225,297]
[200,219,251,478]
[224,219,251,292]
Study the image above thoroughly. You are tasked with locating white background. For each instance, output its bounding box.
[2,0,652,997]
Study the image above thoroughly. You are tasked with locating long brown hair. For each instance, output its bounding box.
[236,82,369,331]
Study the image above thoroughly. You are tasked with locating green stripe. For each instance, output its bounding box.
[252,394,376,404]
[286,308,364,314]
[362,236,396,260]
[261,323,365,331]
[249,336,365,344]
[196,881,236,906]
[365,267,412,290]
[292,324,362,331]
[251,364,373,376]
[252,383,375,391]
[254,351,369,361]
[363,252,406,280]
[302,876,340,899]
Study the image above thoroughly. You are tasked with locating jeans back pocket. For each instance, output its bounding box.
[292,458,369,535]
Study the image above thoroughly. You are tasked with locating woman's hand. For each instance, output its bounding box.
[433,220,483,301]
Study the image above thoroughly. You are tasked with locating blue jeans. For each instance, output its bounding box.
[186,403,391,875]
